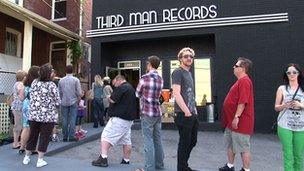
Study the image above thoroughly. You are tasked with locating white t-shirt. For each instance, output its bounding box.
[277,85,304,131]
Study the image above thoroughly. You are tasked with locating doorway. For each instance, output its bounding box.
[105,60,141,119]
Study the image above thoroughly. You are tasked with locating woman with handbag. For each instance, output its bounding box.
[274,63,304,171]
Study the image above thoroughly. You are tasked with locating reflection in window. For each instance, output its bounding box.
[156,61,162,77]
[194,58,211,105]
[170,60,179,86]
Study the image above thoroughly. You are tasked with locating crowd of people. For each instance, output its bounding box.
[7,47,304,171]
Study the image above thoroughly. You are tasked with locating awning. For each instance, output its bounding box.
[0,0,82,41]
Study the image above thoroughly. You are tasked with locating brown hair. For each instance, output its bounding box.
[39,63,53,82]
[24,66,40,86]
[66,65,73,74]
[147,55,161,69]
[177,47,195,60]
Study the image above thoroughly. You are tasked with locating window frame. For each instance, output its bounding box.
[5,28,22,58]
[52,0,67,21]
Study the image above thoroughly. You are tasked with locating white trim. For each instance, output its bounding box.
[87,13,288,37]
[52,17,67,22]
[5,27,22,58]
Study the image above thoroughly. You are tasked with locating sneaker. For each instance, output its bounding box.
[23,155,30,165]
[75,132,85,139]
[120,159,130,164]
[36,158,48,168]
[80,129,88,134]
[92,155,108,167]
[219,164,235,171]
[51,134,59,142]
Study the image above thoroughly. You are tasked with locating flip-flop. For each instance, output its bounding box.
[12,145,21,149]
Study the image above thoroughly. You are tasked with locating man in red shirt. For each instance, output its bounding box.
[219,57,254,171]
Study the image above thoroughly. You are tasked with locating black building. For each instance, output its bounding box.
[88,0,304,133]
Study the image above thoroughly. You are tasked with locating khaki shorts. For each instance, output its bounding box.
[224,128,250,153]
[101,117,133,146]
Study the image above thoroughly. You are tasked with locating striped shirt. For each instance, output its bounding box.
[136,70,163,117]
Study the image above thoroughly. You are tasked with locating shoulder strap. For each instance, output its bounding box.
[292,86,300,100]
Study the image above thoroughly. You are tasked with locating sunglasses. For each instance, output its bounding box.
[286,71,299,75]
[182,55,194,59]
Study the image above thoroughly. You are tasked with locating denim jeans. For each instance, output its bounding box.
[174,113,199,171]
[61,103,78,139]
[92,99,105,126]
[141,115,164,171]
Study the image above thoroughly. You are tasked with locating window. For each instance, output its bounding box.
[5,28,21,57]
[194,58,211,105]
[52,0,67,20]
[169,58,212,106]
[170,60,180,86]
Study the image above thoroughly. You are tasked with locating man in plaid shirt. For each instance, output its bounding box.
[136,55,165,171]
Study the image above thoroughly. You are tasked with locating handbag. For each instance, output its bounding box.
[272,86,300,131]
[86,89,94,100]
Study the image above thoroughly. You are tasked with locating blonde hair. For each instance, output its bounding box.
[16,70,27,81]
[177,47,195,60]
[94,75,103,86]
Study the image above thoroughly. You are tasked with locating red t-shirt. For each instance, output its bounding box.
[222,75,254,135]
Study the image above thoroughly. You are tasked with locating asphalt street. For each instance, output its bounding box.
[0,123,285,171]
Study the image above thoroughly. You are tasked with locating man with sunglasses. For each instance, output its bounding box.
[172,47,198,171]
[219,57,254,171]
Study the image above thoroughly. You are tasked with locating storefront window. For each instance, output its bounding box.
[194,58,211,105]
[170,60,180,86]
[170,59,211,106]
[156,61,162,77]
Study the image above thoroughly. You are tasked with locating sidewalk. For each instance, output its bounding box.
[0,122,285,171]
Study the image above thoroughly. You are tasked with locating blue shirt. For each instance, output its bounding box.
[58,74,82,106]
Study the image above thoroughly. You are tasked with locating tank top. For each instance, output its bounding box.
[277,85,304,131]
[93,83,104,99]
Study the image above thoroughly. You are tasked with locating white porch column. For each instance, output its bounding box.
[22,20,33,71]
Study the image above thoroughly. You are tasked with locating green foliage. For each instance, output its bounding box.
[0,133,9,140]
[67,40,83,66]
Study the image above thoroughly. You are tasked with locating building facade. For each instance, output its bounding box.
[0,0,92,95]
[88,0,304,133]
